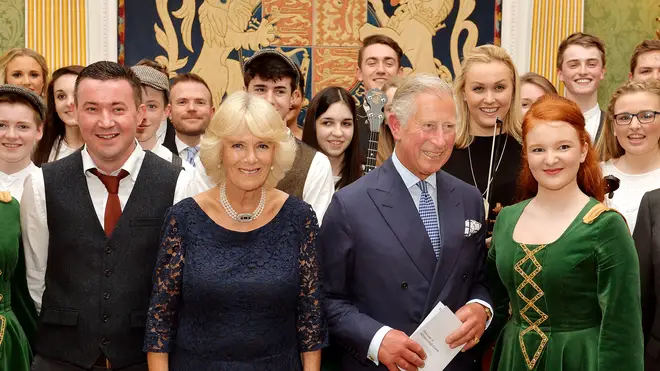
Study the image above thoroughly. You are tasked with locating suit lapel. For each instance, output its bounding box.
[595,109,606,143]
[424,171,466,312]
[367,159,436,283]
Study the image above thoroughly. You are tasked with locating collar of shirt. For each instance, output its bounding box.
[0,162,37,181]
[174,134,200,156]
[391,150,436,192]
[81,139,144,181]
[583,104,601,121]
[156,119,168,140]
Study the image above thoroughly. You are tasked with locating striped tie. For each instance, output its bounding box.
[184,146,199,167]
[417,181,441,258]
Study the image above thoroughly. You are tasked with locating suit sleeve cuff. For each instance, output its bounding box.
[367,325,392,365]
[467,299,493,329]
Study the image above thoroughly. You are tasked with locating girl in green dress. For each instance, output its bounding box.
[488,94,644,370]
[0,192,36,370]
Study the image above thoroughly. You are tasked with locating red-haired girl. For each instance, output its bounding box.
[487,94,643,371]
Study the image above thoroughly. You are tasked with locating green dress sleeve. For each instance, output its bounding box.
[595,211,644,370]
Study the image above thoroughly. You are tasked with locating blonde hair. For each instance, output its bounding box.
[0,48,49,96]
[453,45,522,148]
[595,80,660,161]
[200,91,296,188]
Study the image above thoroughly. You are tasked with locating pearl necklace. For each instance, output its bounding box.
[219,182,266,223]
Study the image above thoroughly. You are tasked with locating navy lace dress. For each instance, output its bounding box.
[144,197,328,370]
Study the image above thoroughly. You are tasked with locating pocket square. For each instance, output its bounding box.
[464,219,482,237]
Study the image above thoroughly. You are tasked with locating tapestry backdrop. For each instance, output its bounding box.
[122,0,495,120]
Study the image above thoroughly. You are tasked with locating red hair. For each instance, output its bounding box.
[518,94,605,202]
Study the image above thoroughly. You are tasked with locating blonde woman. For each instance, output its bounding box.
[145,91,327,370]
[0,48,48,97]
[595,80,660,233]
[443,45,523,236]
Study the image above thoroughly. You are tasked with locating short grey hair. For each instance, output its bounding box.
[390,73,459,126]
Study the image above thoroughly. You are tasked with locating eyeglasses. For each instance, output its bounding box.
[613,110,660,126]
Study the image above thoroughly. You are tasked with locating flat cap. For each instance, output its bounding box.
[0,84,46,121]
[130,65,170,100]
[243,48,301,87]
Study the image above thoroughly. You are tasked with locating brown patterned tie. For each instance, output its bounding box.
[89,168,129,237]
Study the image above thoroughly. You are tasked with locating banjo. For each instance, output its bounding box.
[363,88,388,173]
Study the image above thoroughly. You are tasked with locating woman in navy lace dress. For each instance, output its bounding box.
[144,91,327,371]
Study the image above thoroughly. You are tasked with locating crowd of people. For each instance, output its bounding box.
[0,31,659,371]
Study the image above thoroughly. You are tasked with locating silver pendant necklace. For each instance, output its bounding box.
[219,182,266,223]
[468,134,508,196]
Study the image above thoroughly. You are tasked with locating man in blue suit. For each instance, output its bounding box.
[320,73,492,371]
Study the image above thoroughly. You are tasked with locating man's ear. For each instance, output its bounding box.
[388,112,403,141]
[292,88,301,104]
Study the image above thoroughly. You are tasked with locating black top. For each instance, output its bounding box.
[442,134,522,235]
[144,197,328,370]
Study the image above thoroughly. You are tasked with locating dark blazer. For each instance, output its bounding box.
[161,119,178,156]
[320,158,491,371]
[633,188,660,371]
[594,109,606,143]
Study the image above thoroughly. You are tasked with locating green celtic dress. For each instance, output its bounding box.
[488,198,644,371]
[0,196,37,370]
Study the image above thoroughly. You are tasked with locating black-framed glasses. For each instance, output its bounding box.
[613,110,660,126]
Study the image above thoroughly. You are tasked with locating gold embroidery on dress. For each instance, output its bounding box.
[515,243,549,370]
[0,191,12,203]
[0,315,5,347]
[582,203,628,228]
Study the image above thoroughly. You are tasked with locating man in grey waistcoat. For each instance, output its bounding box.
[21,61,198,371]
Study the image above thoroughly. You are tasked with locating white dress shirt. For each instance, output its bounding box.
[583,104,601,141]
[193,149,335,224]
[149,142,195,172]
[0,162,37,202]
[175,134,200,163]
[21,142,200,312]
[601,160,660,233]
[366,151,493,365]
[48,140,78,162]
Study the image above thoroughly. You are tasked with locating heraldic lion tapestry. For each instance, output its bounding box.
[121,0,496,120]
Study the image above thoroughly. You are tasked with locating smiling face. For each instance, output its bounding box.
[357,43,402,91]
[75,78,145,171]
[315,101,354,160]
[521,82,547,116]
[53,74,78,127]
[4,56,45,96]
[526,120,587,193]
[247,75,297,120]
[170,81,214,137]
[464,61,514,136]
[558,45,605,97]
[0,102,43,168]
[612,91,660,156]
[222,130,275,192]
[390,92,456,180]
[136,85,170,143]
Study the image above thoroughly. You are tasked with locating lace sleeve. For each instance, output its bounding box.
[296,207,328,352]
[143,209,185,353]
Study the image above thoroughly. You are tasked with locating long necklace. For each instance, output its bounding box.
[219,182,266,223]
[468,134,508,197]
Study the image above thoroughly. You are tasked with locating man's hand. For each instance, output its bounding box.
[378,329,427,371]
[445,303,487,351]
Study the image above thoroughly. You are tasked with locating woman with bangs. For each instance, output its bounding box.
[33,65,85,165]
[144,91,327,370]
[302,87,362,190]
[443,45,523,237]
[487,94,643,370]
[595,80,660,233]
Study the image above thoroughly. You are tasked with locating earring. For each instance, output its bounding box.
[270,166,274,170]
